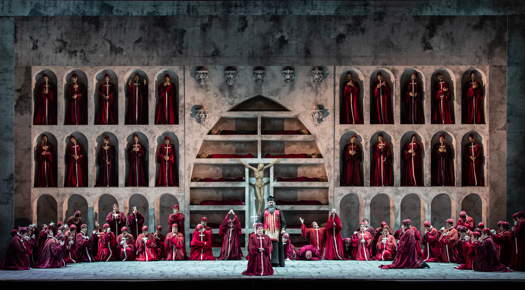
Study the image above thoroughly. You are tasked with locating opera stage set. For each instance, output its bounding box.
[1,0,525,288]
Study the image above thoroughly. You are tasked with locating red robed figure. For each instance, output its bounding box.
[136,230,160,261]
[168,207,185,236]
[422,223,442,262]
[75,230,94,263]
[64,78,87,125]
[341,80,362,124]
[35,140,56,187]
[351,228,373,261]
[96,143,117,187]
[402,76,424,124]
[463,140,484,186]
[301,223,326,254]
[33,76,57,125]
[493,222,513,266]
[401,137,423,186]
[432,77,454,124]
[63,229,78,264]
[218,212,243,260]
[35,235,65,268]
[472,232,508,272]
[155,78,178,124]
[164,227,185,261]
[380,227,426,269]
[439,223,458,263]
[125,75,148,124]
[283,233,297,260]
[464,78,485,124]
[156,142,178,186]
[190,225,215,260]
[374,230,396,261]
[64,141,87,187]
[153,227,166,260]
[95,228,117,262]
[105,209,126,237]
[371,138,393,186]
[126,140,147,186]
[342,139,363,186]
[2,231,31,270]
[127,210,145,240]
[243,229,274,276]
[431,138,455,186]
[371,77,393,124]
[324,212,345,260]
[511,211,525,271]
[455,238,475,270]
[117,231,135,261]
[96,77,117,125]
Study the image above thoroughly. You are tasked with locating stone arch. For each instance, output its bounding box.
[431,193,451,229]
[461,193,482,225]
[370,68,395,124]
[97,194,118,226]
[125,69,149,124]
[461,131,485,186]
[63,69,88,125]
[431,68,455,124]
[65,194,88,223]
[37,194,57,225]
[400,132,424,186]
[129,194,149,226]
[155,132,180,187]
[95,132,119,187]
[339,68,364,124]
[400,193,422,230]
[125,132,149,187]
[400,68,425,124]
[155,69,179,125]
[64,132,89,187]
[33,69,57,125]
[339,131,364,186]
[370,131,394,186]
[340,193,360,236]
[94,69,118,125]
[370,193,390,228]
[431,131,456,186]
[157,193,179,232]
[34,132,58,187]
[461,68,486,124]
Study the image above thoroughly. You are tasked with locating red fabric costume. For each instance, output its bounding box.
[463,141,484,186]
[96,79,117,124]
[155,80,178,124]
[125,77,148,124]
[301,223,326,254]
[2,232,31,270]
[422,225,442,262]
[218,214,243,260]
[371,140,393,186]
[439,224,458,263]
[168,210,185,236]
[473,235,508,272]
[74,230,94,263]
[432,78,454,124]
[375,233,396,261]
[401,139,423,186]
[35,141,56,187]
[126,142,147,186]
[64,81,87,125]
[136,230,160,262]
[371,79,393,124]
[455,239,475,270]
[380,228,425,269]
[64,142,87,187]
[402,77,424,124]
[116,232,135,261]
[156,143,178,186]
[464,80,485,124]
[190,225,215,261]
[105,211,127,237]
[351,230,373,261]
[283,234,297,260]
[493,226,513,266]
[342,141,363,186]
[511,212,525,271]
[297,245,322,260]
[35,236,65,268]
[341,81,362,124]
[243,232,274,276]
[431,140,455,186]
[126,211,145,241]
[324,213,345,260]
[33,77,57,125]
[95,230,116,262]
[164,231,185,261]
[96,144,117,187]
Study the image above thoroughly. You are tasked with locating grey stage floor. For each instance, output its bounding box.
[1,260,525,281]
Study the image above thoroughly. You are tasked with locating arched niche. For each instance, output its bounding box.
[154,70,179,125]
[400,69,425,124]
[94,69,118,125]
[400,132,424,187]
[400,193,421,230]
[95,132,119,187]
[339,69,364,124]
[339,131,364,186]
[65,194,88,222]
[64,132,89,187]
[34,132,58,187]
[125,132,149,187]
[370,194,390,228]
[340,193,360,236]
[370,69,394,124]
[33,69,58,125]
[369,132,394,187]
[129,194,149,226]
[461,132,485,187]
[229,95,289,112]
[461,69,486,124]
[155,132,179,187]
[431,131,455,186]
[97,194,118,226]
[158,194,179,232]
[431,69,455,124]
[461,193,482,225]
[63,69,88,125]
[37,194,57,225]
[431,193,451,229]
[125,70,149,124]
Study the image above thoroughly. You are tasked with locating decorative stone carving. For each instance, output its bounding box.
[282,66,295,83]
[194,66,208,85]
[224,66,238,86]
[191,105,208,124]
[311,104,329,124]
[253,66,265,83]
[311,66,325,83]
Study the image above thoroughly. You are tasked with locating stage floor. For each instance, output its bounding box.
[1,260,524,281]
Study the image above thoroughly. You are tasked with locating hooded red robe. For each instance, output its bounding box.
[242,232,274,276]
[324,213,345,260]
[218,214,243,260]
[380,228,425,269]
[155,81,178,124]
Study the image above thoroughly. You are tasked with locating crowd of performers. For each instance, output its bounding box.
[2,201,524,277]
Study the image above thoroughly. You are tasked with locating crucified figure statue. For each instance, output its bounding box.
[239,159,278,217]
